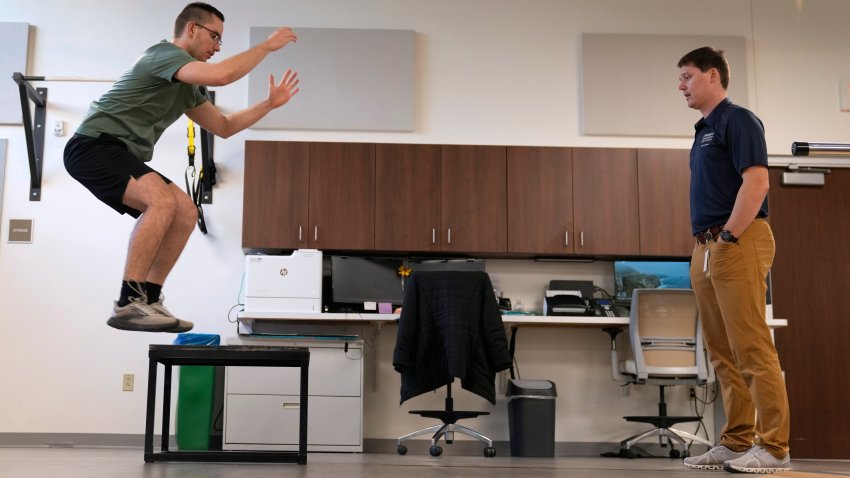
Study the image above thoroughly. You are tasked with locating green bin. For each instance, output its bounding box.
[173,333,220,450]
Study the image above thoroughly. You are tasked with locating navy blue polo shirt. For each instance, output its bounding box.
[690,98,769,235]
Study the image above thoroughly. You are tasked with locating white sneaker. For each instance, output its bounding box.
[108,297,178,332]
[723,445,791,474]
[683,445,747,470]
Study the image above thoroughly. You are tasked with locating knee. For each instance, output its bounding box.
[176,196,199,228]
[147,190,179,217]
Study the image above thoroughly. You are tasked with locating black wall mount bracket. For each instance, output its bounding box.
[12,72,47,201]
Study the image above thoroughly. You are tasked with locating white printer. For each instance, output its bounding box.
[244,249,323,313]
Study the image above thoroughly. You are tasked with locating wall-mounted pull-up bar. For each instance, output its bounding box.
[10,73,215,204]
[12,73,115,201]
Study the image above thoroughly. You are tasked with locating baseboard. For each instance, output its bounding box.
[363,439,644,457]
[0,433,174,448]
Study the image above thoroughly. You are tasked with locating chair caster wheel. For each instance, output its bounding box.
[397,445,407,455]
[429,445,443,457]
[484,446,496,457]
[620,448,637,459]
[669,449,681,458]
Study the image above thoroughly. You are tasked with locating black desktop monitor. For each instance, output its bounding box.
[409,258,486,272]
[330,256,404,307]
[614,260,691,302]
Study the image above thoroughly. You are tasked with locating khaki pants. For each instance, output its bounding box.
[689,218,790,458]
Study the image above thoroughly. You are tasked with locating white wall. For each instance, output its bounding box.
[1,0,848,444]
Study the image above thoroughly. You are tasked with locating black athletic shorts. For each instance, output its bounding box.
[63,133,172,218]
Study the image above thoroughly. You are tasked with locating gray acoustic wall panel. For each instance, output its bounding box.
[248,27,415,131]
[581,34,748,137]
[0,139,6,224]
[1,22,30,125]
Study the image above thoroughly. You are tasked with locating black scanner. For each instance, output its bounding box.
[546,294,595,316]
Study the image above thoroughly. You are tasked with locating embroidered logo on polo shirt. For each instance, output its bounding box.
[700,132,714,147]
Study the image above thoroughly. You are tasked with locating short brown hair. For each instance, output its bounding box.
[678,46,730,90]
[174,3,225,37]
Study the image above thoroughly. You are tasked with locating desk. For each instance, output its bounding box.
[144,345,310,464]
[236,311,787,330]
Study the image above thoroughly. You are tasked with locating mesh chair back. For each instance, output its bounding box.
[628,288,707,383]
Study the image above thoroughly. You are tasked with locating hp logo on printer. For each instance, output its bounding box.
[280,268,288,276]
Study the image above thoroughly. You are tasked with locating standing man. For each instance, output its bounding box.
[677,47,790,473]
[64,3,300,333]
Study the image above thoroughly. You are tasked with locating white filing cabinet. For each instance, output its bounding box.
[223,336,363,452]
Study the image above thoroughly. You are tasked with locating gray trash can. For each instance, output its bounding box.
[506,379,557,457]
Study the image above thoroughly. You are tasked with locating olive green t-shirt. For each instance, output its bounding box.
[77,40,208,163]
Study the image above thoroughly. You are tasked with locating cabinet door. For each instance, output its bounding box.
[637,149,693,257]
[441,145,507,253]
[242,141,310,251]
[225,395,362,449]
[507,146,573,254]
[308,143,375,250]
[226,347,362,397]
[375,144,441,251]
[572,148,640,256]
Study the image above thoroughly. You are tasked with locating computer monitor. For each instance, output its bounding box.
[330,256,404,307]
[409,258,486,272]
[614,260,691,302]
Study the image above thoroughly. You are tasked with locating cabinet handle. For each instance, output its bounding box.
[432,228,436,245]
[580,231,585,248]
[282,402,300,409]
[298,225,303,242]
[314,226,318,243]
[565,230,569,247]
[447,228,452,245]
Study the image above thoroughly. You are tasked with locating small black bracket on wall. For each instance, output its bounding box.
[12,72,47,201]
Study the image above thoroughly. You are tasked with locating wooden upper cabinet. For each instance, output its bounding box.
[441,145,507,253]
[507,147,574,254]
[572,148,640,256]
[242,141,310,251]
[308,142,375,250]
[375,144,441,252]
[637,149,693,257]
[242,141,693,258]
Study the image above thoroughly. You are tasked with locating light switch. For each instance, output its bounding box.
[840,81,850,112]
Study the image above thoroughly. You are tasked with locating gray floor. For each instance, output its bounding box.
[1,447,849,478]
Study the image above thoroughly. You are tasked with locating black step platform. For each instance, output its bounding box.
[144,344,310,464]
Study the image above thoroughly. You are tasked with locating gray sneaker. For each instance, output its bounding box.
[108,297,178,332]
[683,445,747,470]
[149,299,194,333]
[723,445,790,474]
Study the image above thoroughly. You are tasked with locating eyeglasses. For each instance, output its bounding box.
[195,23,222,46]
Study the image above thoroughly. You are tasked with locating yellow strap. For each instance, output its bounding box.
[187,119,196,157]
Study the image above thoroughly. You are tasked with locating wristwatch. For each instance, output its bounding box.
[719,230,738,243]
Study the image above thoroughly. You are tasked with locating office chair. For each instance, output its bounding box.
[604,288,714,458]
[393,271,512,458]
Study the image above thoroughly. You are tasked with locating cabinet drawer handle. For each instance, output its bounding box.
[432,228,436,245]
[580,231,584,248]
[282,402,300,409]
[565,230,569,247]
[447,228,452,245]
[314,226,318,242]
[298,225,303,242]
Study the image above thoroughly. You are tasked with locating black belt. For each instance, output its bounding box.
[695,226,723,245]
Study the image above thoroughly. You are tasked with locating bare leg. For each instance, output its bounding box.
[143,183,198,285]
[121,173,180,281]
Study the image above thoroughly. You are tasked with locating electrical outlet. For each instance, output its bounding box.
[689,387,696,399]
[122,373,134,392]
[53,120,65,137]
